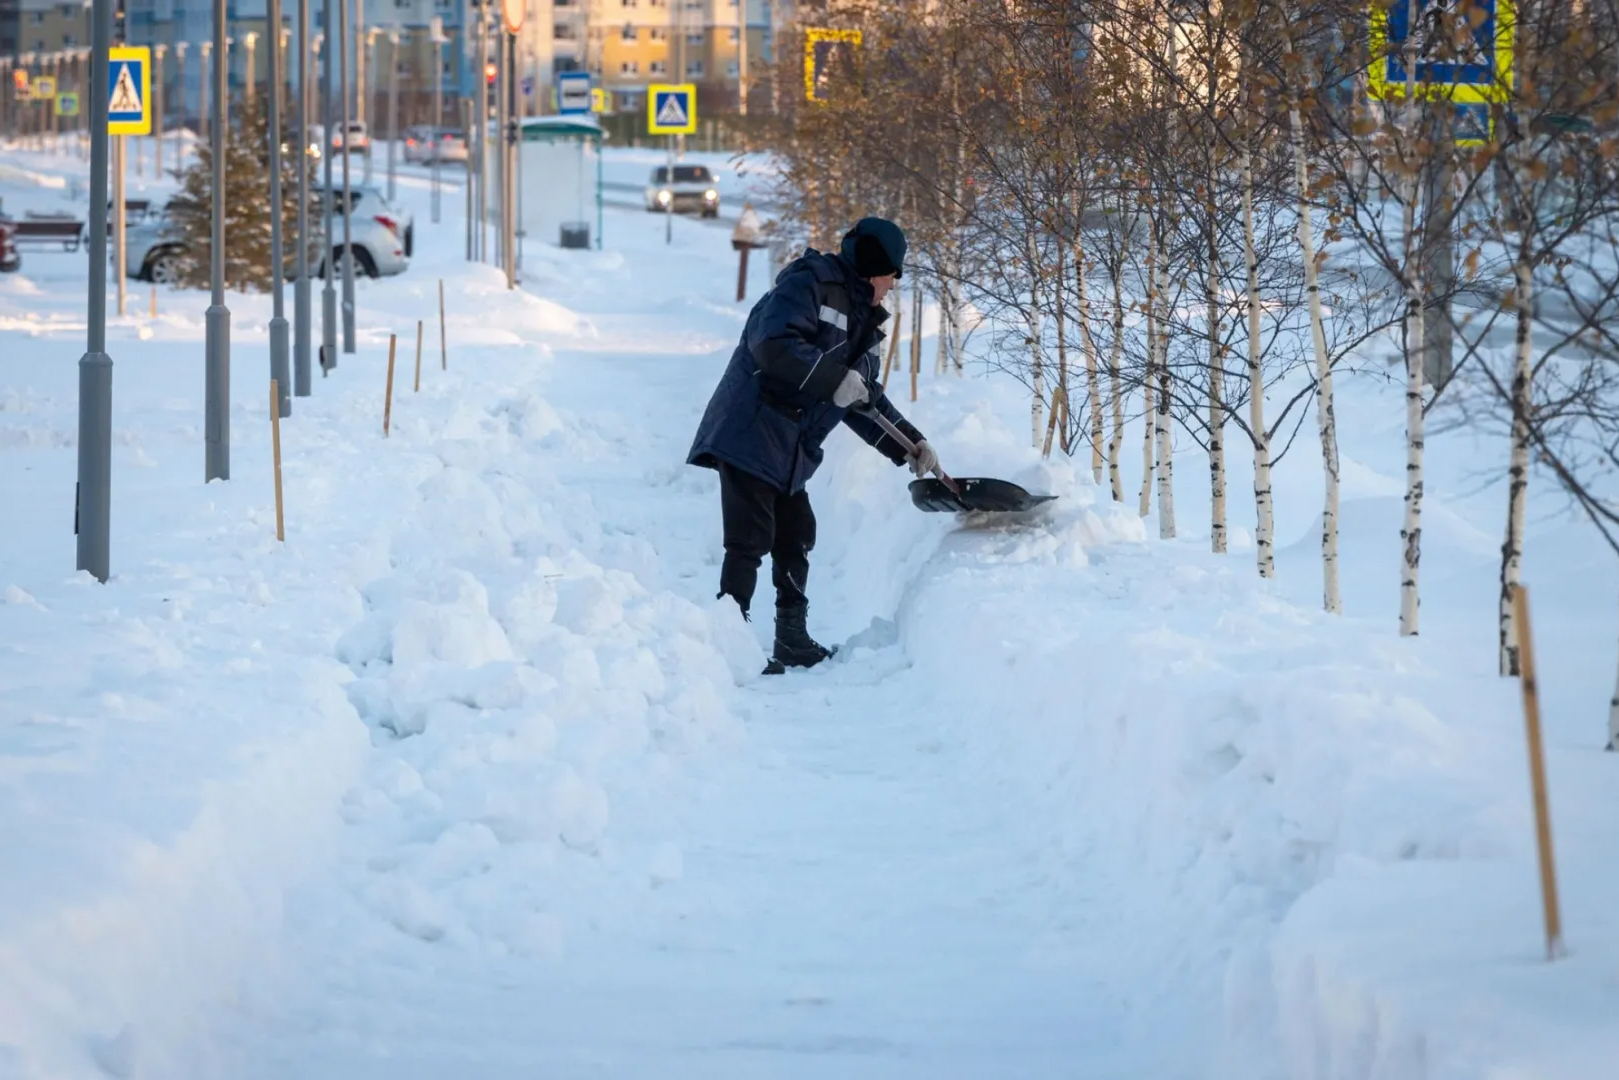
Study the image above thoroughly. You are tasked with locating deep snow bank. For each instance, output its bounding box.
[806,375,1619,1080]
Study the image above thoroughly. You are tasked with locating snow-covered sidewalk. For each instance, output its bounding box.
[3,140,1617,1080]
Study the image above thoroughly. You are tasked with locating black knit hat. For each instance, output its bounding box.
[840,217,906,280]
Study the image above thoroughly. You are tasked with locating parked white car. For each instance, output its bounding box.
[124,187,414,282]
[402,126,468,165]
[644,164,720,218]
[330,120,370,156]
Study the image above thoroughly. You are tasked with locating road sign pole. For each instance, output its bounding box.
[77,0,114,582]
[268,0,290,418]
[114,135,125,315]
[294,0,312,396]
[665,134,673,245]
[153,45,164,176]
[462,97,473,260]
[476,11,488,262]
[321,4,337,373]
[206,0,231,483]
[340,0,356,355]
[495,30,507,280]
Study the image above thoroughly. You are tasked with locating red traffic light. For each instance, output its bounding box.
[485,62,497,85]
[12,70,26,92]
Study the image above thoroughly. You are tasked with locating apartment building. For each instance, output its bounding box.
[589,0,773,114]
[9,0,90,54]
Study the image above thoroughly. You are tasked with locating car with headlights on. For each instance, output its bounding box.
[644,164,719,218]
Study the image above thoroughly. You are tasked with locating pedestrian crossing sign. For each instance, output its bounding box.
[107,47,151,136]
[647,83,696,135]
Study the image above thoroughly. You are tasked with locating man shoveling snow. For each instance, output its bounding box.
[688,217,943,671]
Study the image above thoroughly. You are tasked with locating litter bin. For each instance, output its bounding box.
[559,222,590,250]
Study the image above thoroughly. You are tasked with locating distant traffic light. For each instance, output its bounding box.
[485,62,497,85]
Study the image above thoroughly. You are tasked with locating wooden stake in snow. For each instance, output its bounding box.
[1513,586,1565,961]
[882,299,902,389]
[438,278,447,370]
[383,334,398,437]
[150,283,157,320]
[414,320,424,393]
[269,379,285,542]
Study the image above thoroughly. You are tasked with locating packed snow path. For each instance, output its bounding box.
[215,276,1195,1079]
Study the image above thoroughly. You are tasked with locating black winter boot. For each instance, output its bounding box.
[769,604,836,671]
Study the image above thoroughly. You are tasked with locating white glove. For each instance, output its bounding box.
[832,369,870,409]
[908,440,939,478]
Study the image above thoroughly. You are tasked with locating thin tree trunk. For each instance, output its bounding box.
[882,296,902,389]
[1029,296,1045,449]
[1500,254,1532,674]
[1397,7,1425,636]
[1140,221,1158,517]
[1207,213,1227,555]
[1284,23,1340,613]
[1051,236,1070,460]
[910,280,923,403]
[1153,220,1177,539]
[1608,622,1619,751]
[1108,268,1126,502]
[1074,235,1105,482]
[1242,141,1275,577]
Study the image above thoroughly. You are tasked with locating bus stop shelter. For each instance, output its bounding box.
[486,114,605,253]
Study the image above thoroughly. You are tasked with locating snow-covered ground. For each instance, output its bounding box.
[2,139,1616,1080]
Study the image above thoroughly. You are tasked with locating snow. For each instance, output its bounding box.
[2,137,1617,1080]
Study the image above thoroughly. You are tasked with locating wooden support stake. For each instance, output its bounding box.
[882,302,902,390]
[909,285,923,404]
[1042,385,1064,459]
[149,282,157,319]
[735,244,750,302]
[383,334,397,437]
[1514,584,1565,961]
[269,378,285,542]
[414,320,424,392]
[438,278,447,370]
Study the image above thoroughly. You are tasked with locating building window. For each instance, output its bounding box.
[619,91,639,110]
[686,59,703,77]
[649,27,667,41]
[726,59,738,76]
[621,23,635,40]
[621,0,636,5]
[31,11,43,23]
[728,27,738,43]
[686,30,702,46]
[555,22,576,39]
[648,59,665,74]
[620,59,639,74]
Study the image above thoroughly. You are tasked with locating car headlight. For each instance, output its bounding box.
[704,189,718,202]
[656,190,672,204]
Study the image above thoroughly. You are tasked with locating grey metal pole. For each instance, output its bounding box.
[462,97,472,260]
[339,0,355,354]
[496,28,507,281]
[476,8,487,262]
[268,0,289,417]
[75,0,113,582]
[386,28,396,202]
[294,0,311,395]
[320,8,336,372]
[153,44,164,176]
[205,0,230,482]
[431,35,441,224]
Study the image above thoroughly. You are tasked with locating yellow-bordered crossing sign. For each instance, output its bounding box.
[803,27,861,102]
[647,83,696,135]
[108,46,152,135]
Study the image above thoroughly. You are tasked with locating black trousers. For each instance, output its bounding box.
[716,462,815,616]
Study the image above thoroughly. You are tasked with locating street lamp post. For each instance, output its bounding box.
[173,42,186,161]
[199,40,210,137]
[363,26,379,183]
[205,0,232,483]
[339,0,356,354]
[76,0,113,582]
[431,20,443,224]
[153,44,165,176]
[295,0,312,395]
[319,12,336,372]
[386,27,397,202]
[268,0,290,418]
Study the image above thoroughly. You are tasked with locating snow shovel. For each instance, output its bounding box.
[855,405,1058,514]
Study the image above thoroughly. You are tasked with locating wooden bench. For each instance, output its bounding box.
[10,217,86,252]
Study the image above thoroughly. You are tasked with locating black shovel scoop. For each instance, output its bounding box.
[856,405,1058,515]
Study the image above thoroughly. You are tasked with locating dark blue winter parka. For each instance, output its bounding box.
[687,248,926,494]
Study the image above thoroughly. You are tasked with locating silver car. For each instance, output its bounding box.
[125,188,413,282]
[644,164,720,218]
[403,126,468,165]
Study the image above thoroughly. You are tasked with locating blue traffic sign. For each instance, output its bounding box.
[558,71,591,115]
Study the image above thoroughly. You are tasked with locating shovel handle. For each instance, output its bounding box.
[859,404,961,496]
